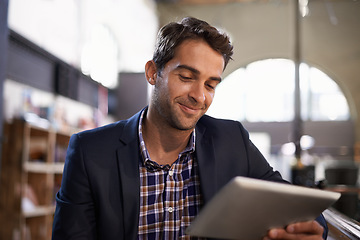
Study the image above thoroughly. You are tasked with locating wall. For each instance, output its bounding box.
[157,0,360,141]
[115,72,148,120]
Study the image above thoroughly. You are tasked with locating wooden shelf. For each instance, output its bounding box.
[23,205,56,218]
[0,119,71,240]
[24,162,65,174]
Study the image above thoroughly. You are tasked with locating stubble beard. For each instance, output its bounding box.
[152,88,201,131]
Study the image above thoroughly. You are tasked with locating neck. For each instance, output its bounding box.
[142,109,193,166]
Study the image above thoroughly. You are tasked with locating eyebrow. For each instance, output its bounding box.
[176,64,222,82]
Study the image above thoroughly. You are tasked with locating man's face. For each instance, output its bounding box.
[151,39,225,131]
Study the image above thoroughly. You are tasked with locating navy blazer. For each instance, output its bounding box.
[52,110,327,239]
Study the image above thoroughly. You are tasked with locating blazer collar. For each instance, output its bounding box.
[118,109,143,145]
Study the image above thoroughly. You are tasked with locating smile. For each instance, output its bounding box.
[179,103,202,115]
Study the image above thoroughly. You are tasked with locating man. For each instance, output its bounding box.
[52,17,327,239]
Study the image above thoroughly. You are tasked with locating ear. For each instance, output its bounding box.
[145,60,158,85]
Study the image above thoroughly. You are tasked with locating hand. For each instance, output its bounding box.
[263,220,324,240]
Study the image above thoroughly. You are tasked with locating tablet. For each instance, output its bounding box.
[186,176,341,240]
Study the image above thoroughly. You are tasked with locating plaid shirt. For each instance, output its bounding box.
[137,109,204,240]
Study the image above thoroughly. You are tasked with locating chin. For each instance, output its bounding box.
[170,109,204,130]
[173,119,199,131]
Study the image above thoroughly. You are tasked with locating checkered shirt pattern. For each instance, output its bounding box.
[137,109,204,240]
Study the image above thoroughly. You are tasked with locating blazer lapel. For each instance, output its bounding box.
[117,112,142,239]
[195,119,217,204]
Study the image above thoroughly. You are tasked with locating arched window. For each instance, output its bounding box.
[206,59,350,122]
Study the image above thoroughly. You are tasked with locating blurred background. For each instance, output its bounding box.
[0,0,360,239]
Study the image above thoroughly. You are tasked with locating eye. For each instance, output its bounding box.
[179,74,192,80]
[206,83,216,90]
[206,80,219,90]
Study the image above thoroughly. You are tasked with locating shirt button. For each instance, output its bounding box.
[168,207,174,213]
[168,170,174,177]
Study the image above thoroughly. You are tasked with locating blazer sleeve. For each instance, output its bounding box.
[52,133,97,240]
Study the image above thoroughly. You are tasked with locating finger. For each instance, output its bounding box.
[267,229,322,240]
[266,222,324,240]
[286,221,324,235]
[267,228,294,239]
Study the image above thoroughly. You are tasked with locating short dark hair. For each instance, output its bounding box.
[153,17,233,74]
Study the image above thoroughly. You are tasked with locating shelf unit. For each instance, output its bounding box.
[0,119,71,240]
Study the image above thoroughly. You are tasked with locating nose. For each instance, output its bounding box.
[189,82,206,105]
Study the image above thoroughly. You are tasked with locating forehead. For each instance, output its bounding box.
[169,39,225,75]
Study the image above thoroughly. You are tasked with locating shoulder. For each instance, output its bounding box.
[197,114,248,136]
[73,121,124,144]
[198,114,239,126]
[73,110,141,146]
[196,115,250,147]
[76,121,124,139]
[66,121,124,153]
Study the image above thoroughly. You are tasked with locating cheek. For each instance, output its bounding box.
[156,78,171,96]
[205,92,215,106]
[169,80,188,97]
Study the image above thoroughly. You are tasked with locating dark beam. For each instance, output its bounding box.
[293,0,302,160]
[0,0,9,178]
[7,29,101,108]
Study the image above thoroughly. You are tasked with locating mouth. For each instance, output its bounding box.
[178,103,204,115]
